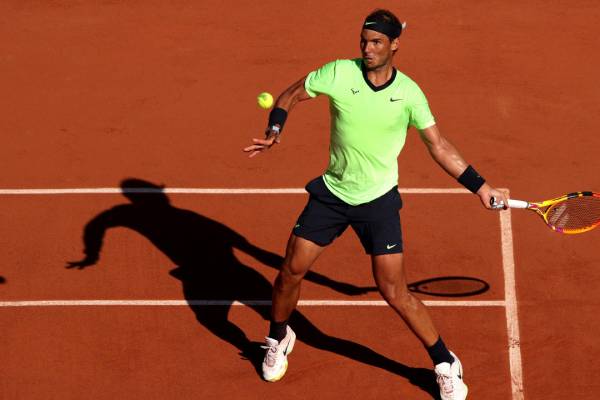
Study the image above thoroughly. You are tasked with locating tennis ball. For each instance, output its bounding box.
[257,92,274,109]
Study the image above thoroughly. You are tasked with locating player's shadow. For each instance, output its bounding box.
[0,276,5,284]
[67,178,438,398]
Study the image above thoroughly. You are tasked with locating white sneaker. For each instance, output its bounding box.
[261,325,296,382]
[434,351,468,400]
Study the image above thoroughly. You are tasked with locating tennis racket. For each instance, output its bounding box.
[491,191,600,234]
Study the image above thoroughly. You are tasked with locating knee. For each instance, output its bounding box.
[379,283,413,307]
[275,263,305,289]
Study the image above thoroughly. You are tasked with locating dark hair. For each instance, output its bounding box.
[365,9,402,28]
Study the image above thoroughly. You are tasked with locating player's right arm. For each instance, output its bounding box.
[418,124,508,209]
[243,76,312,158]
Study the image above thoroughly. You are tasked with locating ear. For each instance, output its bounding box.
[390,37,399,52]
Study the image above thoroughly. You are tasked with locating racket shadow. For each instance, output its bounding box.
[361,276,491,298]
[408,276,490,298]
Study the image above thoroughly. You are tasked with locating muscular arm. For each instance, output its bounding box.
[419,124,507,209]
[271,76,312,112]
[243,77,312,157]
[419,124,468,178]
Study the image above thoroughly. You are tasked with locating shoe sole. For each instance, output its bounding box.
[264,359,288,382]
[263,330,296,383]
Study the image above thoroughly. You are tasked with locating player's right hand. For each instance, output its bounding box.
[477,184,508,210]
[243,128,281,158]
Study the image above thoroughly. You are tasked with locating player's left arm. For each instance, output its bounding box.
[244,76,312,158]
[418,124,508,209]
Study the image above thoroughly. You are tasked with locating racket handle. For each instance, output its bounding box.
[506,199,529,209]
[490,197,529,209]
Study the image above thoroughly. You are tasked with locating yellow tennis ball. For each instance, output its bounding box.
[257,92,274,109]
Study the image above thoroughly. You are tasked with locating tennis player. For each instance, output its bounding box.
[244,9,507,400]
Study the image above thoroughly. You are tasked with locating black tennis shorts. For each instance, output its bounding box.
[293,176,403,255]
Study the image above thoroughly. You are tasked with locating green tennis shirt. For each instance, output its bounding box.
[304,58,435,205]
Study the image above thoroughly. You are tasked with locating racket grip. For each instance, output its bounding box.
[506,199,529,209]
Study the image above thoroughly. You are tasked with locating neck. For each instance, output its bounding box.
[364,62,394,86]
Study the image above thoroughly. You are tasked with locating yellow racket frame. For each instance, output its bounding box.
[507,191,600,234]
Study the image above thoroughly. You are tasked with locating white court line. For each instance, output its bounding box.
[500,207,525,400]
[0,300,506,307]
[0,187,471,195]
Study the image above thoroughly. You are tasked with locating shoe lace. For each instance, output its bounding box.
[261,343,278,367]
[437,373,454,395]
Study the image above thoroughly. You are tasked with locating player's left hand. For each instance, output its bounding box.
[477,183,508,210]
[243,128,281,158]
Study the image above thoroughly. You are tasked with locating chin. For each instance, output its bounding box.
[363,59,376,69]
[364,61,383,71]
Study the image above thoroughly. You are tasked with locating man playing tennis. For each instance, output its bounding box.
[244,9,507,400]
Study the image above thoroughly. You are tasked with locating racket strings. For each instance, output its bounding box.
[545,196,600,231]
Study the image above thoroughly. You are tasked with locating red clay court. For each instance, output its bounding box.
[1,1,599,399]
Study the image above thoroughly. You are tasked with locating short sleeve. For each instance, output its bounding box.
[408,84,436,130]
[304,60,338,98]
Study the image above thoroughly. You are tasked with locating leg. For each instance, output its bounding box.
[272,177,348,323]
[271,234,326,322]
[262,234,326,382]
[372,253,468,399]
[371,252,439,346]
[350,188,442,349]
[352,188,467,398]
[263,176,347,382]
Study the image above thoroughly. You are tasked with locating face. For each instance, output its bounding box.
[360,29,398,70]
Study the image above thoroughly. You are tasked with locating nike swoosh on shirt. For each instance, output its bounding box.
[390,98,403,102]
